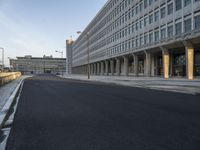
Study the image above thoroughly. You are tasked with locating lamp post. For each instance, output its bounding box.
[0,47,4,72]
[55,50,64,76]
[77,31,90,79]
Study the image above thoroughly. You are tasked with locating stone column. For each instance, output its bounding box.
[183,41,194,80]
[94,63,97,75]
[116,58,121,76]
[100,61,104,75]
[123,56,129,76]
[105,60,109,75]
[145,51,151,77]
[97,63,100,75]
[133,54,138,76]
[161,47,170,79]
[110,60,114,75]
[66,39,74,74]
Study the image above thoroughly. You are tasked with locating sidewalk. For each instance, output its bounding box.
[0,76,30,150]
[0,76,29,111]
[60,75,200,95]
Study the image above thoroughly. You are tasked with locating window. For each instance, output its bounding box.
[175,22,182,35]
[167,25,173,37]
[144,0,148,8]
[149,32,153,43]
[184,0,191,6]
[161,28,166,39]
[175,0,182,11]
[195,15,200,29]
[139,3,143,12]
[184,18,192,32]
[140,20,143,29]
[168,3,173,15]
[161,7,166,18]
[149,14,153,24]
[144,34,148,44]
[136,22,139,31]
[149,0,153,5]
[154,30,159,42]
[136,5,139,15]
[136,38,139,47]
[140,36,143,46]
[154,11,159,22]
[144,17,148,27]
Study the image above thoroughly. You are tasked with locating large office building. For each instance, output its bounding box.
[67,0,200,79]
[10,55,66,75]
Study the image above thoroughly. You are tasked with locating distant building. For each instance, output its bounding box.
[67,0,200,80]
[10,55,66,75]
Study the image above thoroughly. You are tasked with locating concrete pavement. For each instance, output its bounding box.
[0,76,30,150]
[60,75,200,95]
[6,75,200,150]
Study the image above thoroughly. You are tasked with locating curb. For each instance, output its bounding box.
[59,76,200,95]
[0,79,24,130]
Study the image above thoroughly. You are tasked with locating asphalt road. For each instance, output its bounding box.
[6,75,200,150]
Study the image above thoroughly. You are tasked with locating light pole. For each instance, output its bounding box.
[0,47,4,72]
[77,31,90,79]
[55,50,63,58]
[55,50,64,76]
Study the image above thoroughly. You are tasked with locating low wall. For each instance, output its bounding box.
[0,72,21,86]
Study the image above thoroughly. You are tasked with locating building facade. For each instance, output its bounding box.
[67,0,200,79]
[10,55,66,75]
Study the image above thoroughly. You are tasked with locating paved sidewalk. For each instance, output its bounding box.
[60,75,200,95]
[0,76,23,111]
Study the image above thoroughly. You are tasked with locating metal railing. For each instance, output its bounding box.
[0,72,21,86]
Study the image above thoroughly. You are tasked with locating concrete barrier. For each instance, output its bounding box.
[0,72,21,86]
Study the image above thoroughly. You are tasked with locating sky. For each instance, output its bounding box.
[0,0,108,66]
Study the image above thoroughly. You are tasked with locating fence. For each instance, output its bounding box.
[0,72,21,86]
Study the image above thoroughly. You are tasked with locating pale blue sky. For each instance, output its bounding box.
[0,0,108,66]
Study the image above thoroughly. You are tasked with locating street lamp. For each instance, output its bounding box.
[55,50,64,76]
[77,31,90,79]
[0,47,4,72]
[55,50,63,58]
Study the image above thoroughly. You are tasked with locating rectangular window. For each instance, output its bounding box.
[144,34,148,44]
[132,24,135,33]
[136,39,139,47]
[175,22,182,35]
[161,7,166,18]
[140,20,143,29]
[168,3,173,15]
[149,32,153,43]
[144,17,148,27]
[167,25,173,37]
[184,18,192,32]
[154,31,159,42]
[139,3,143,12]
[136,22,139,31]
[161,28,166,39]
[149,14,153,24]
[154,11,159,22]
[140,36,143,46]
[144,0,148,8]
[149,0,153,5]
[175,0,182,11]
[184,0,191,6]
[195,15,200,29]
[136,6,139,15]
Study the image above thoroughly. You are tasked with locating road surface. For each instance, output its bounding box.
[6,75,200,150]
